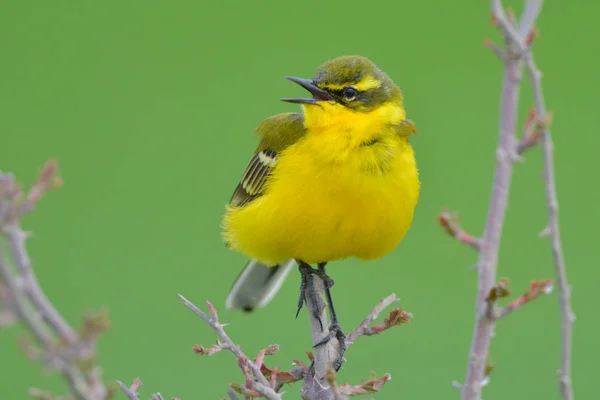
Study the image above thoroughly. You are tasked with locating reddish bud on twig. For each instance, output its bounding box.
[524,108,536,133]
[130,378,143,392]
[193,341,225,356]
[363,308,412,336]
[261,363,305,388]
[206,301,218,321]
[264,344,279,356]
[20,159,62,216]
[486,278,512,302]
[255,344,279,368]
[506,8,517,27]
[483,39,507,60]
[524,28,539,47]
[484,359,496,378]
[494,279,553,319]
[439,211,481,251]
[334,372,392,396]
[489,13,498,27]
[116,379,141,400]
[79,307,111,341]
[306,351,314,361]
[229,382,261,398]
[236,355,255,390]
[518,109,553,154]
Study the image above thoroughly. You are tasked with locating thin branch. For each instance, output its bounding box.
[495,279,553,319]
[461,35,522,400]
[483,39,508,61]
[518,0,543,37]
[6,225,78,344]
[326,369,392,398]
[2,163,411,400]
[170,291,407,399]
[346,293,411,346]
[226,389,241,400]
[0,161,109,400]
[522,17,575,400]
[483,278,553,321]
[438,211,481,251]
[117,379,141,400]
[178,295,280,400]
[261,362,307,392]
[454,1,573,399]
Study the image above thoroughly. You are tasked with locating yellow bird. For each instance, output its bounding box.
[222,55,419,368]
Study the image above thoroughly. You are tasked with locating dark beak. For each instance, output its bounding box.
[281,76,332,104]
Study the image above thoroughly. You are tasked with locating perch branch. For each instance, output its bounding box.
[300,275,339,400]
[178,295,280,400]
[161,291,408,399]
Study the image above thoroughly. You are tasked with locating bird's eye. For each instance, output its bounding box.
[342,86,358,100]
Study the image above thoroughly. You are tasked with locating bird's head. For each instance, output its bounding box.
[282,55,403,113]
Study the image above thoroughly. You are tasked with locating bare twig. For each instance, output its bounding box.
[461,6,524,396]
[2,164,411,400]
[226,388,241,400]
[522,22,576,400]
[442,1,571,399]
[483,39,508,61]
[438,211,481,251]
[346,293,411,346]
[0,161,109,400]
[117,379,177,400]
[116,379,142,400]
[261,362,307,392]
[178,295,280,400]
[495,279,553,319]
[326,369,392,398]
[493,2,575,398]
[168,290,407,399]
[482,278,553,321]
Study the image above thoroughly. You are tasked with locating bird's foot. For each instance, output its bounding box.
[296,263,325,330]
[313,321,347,371]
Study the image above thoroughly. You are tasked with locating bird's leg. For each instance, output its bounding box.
[296,261,324,331]
[313,262,346,371]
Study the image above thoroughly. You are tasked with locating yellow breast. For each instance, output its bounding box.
[223,106,420,265]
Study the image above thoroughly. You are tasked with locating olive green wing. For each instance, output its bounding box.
[229,112,306,208]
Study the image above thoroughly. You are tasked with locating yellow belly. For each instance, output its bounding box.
[223,137,419,265]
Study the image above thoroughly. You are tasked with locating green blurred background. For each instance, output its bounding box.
[1,1,597,399]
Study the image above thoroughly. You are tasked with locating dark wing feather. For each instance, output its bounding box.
[229,148,277,207]
[228,112,305,208]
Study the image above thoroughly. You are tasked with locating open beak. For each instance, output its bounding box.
[281,76,333,104]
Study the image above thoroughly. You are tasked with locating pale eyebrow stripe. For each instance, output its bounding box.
[320,76,381,91]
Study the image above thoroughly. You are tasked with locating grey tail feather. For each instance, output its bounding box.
[226,259,296,312]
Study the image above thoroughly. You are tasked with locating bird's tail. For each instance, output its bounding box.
[225,258,296,312]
